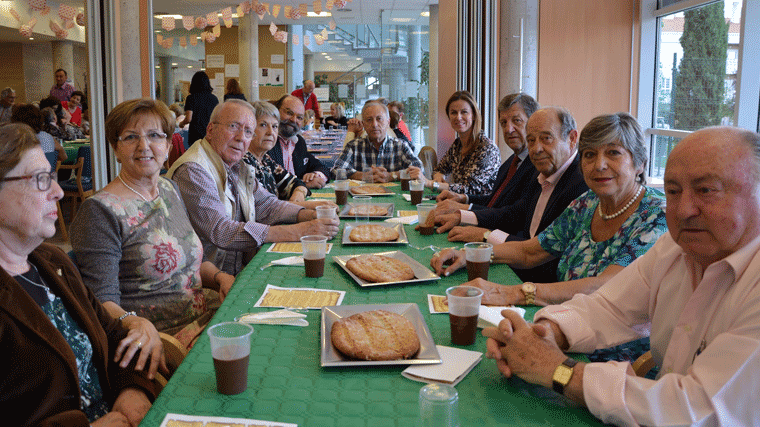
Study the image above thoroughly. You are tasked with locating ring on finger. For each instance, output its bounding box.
[135,340,143,348]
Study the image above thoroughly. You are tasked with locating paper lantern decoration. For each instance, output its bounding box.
[300,4,308,14]
[313,1,322,15]
[212,24,221,37]
[19,18,37,38]
[206,12,218,26]
[76,12,85,26]
[194,16,207,29]
[334,0,347,9]
[182,16,194,30]
[28,0,47,11]
[162,16,175,31]
[64,19,75,29]
[179,36,187,47]
[190,36,198,46]
[291,9,303,20]
[58,4,76,21]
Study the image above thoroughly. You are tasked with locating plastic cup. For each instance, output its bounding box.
[362,166,374,183]
[410,180,424,205]
[400,169,411,191]
[352,195,372,223]
[417,203,436,235]
[207,322,254,395]
[334,180,349,205]
[334,168,347,181]
[419,383,459,427]
[316,205,337,219]
[301,235,328,277]
[446,286,483,346]
[464,242,493,281]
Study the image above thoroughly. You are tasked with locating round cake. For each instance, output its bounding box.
[331,310,421,360]
[347,205,389,216]
[352,185,387,194]
[345,254,415,283]
[349,224,400,242]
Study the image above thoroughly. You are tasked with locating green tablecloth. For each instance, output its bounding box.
[140,185,606,427]
[62,142,90,165]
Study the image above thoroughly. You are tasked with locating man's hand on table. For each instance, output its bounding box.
[301,218,340,240]
[371,166,392,183]
[430,247,466,277]
[407,166,427,185]
[303,172,327,189]
[447,226,489,242]
[436,190,467,204]
[435,212,462,233]
[435,199,468,215]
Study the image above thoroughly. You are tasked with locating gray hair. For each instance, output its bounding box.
[250,100,279,121]
[580,112,648,184]
[209,99,255,123]
[1,87,14,99]
[498,93,539,118]
[361,100,389,119]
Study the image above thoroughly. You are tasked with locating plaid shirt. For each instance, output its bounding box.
[49,83,75,102]
[331,135,422,178]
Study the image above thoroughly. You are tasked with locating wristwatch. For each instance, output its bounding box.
[432,181,440,191]
[521,282,536,305]
[391,171,399,181]
[552,357,578,395]
[483,230,491,242]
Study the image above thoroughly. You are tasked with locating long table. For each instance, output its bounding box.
[140,185,607,426]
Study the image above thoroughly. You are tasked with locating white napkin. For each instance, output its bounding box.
[402,345,482,386]
[477,306,527,328]
[237,309,309,327]
[401,193,412,202]
[269,256,304,266]
[385,215,418,225]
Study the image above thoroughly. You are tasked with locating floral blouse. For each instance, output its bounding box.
[537,188,667,282]
[70,178,206,334]
[434,132,500,194]
[242,151,309,200]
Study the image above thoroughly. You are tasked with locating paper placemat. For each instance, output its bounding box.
[160,413,297,427]
[427,294,526,328]
[310,192,336,198]
[402,345,482,386]
[385,215,418,225]
[254,284,345,309]
[267,242,334,253]
[397,210,418,217]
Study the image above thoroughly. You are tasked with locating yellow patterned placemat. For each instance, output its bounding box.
[254,285,346,309]
[397,210,418,217]
[267,243,334,253]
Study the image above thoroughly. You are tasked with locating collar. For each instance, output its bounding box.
[279,135,297,148]
[517,148,530,162]
[538,151,577,187]
[368,134,390,150]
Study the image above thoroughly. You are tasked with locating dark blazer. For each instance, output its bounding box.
[469,152,537,210]
[267,135,331,183]
[475,154,589,283]
[0,243,156,426]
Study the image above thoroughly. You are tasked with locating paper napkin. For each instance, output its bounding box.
[237,309,308,327]
[385,214,418,225]
[402,345,482,386]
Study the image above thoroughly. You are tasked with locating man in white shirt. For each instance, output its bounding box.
[483,126,760,426]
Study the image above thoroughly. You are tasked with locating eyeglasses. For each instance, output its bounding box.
[118,131,168,145]
[215,121,254,139]
[1,171,58,191]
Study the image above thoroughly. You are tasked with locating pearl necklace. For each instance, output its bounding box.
[598,185,643,220]
[118,175,154,202]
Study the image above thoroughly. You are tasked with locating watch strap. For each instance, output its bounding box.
[552,357,578,394]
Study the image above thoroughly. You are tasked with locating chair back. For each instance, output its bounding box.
[419,146,438,180]
[44,151,58,172]
[77,146,92,178]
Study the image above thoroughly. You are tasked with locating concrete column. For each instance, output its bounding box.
[408,26,422,83]
[428,4,440,149]
[116,0,144,100]
[160,56,175,105]
[51,41,75,87]
[304,54,315,81]
[239,13,260,101]
[288,25,304,91]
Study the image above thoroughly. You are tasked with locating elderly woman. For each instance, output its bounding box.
[409,91,500,194]
[70,98,235,349]
[0,123,158,426]
[324,102,348,128]
[432,113,668,307]
[11,103,67,162]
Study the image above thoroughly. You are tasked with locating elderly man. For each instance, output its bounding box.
[485,126,760,426]
[49,68,75,102]
[291,80,321,123]
[0,87,15,125]
[435,93,539,224]
[332,101,422,183]
[168,100,339,275]
[267,95,330,189]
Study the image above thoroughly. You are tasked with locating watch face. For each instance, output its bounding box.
[553,365,573,384]
[523,283,536,293]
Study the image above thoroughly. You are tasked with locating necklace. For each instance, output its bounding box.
[598,185,643,220]
[15,263,48,290]
[118,175,153,202]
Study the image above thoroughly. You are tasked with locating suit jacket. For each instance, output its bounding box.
[267,135,331,182]
[0,243,156,426]
[476,155,589,283]
[469,152,537,210]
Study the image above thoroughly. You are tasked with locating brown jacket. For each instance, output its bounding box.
[0,243,156,426]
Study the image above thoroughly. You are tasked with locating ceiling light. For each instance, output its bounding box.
[154,14,183,19]
[155,65,160,68]
[307,12,332,17]
[421,11,430,17]
[172,63,178,66]
[187,65,193,68]
[391,18,415,23]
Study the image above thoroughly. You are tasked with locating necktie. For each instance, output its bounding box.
[487,155,520,208]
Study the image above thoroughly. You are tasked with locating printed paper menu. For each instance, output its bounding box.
[254,284,345,309]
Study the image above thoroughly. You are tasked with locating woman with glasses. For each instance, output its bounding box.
[70,98,234,349]
[0,123,157,426]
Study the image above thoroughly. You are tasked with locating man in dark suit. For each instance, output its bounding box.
[435,93,540,231]
[268,95,331,189]
[437,106,588,283]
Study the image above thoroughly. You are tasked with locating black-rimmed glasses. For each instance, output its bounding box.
[0,171,58,191]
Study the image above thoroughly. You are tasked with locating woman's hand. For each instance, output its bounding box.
[289,188,307,202]
[111,387,152,427]
[462,278,524,306]
[433,172,447,183]
[115,316,167,380]
[430,248,466,276]
[347,118,363,134]
[407,166,427,185]
[91,412,130,427]
[216,271,235,302]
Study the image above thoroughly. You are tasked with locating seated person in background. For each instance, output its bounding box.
[483,126,760,426]
[71,98,236,349]
[169,103,186,129]
[434,106,589,283]
[168,100,339,275]
[388,100,412,142]
[243,100,337,209]
[324,102,348,128]
[223,78,247,101]
[11,103,67,162]
[0,123,157,426]
[408,91,500,195]
[0,87,16,125]
[302,109,315,130]
[435,93,538,215]
[390,110,411,147]
[332,101,423,182]
[267,95,331,189]
[62,90,84,127]
[40,96,86,141]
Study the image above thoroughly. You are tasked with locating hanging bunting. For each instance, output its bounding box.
[334,0,347,9]
[179,36,187,47]
[293,33,299,45]
[237,5,244,16]
[162,38,174,49]
[315,34,324,45]
[313,0,322,15]
[326,0,334,10]
[224,18,233,28]
[241,2,251,13]
[206,12,218,26]
[321,28,328,38]
[19,18,37,38]
[291,8,303,20]
[329,18,336,30]
[183,15,194,30]
[64,19,75,29]
[76,12,85,27]
[8,8,20,22]
[304,34,310,46]
[28,0,47,11]
[156,34,164,44]
[41,5,50,15]
[194,16,207,29]
[58,4,76,21]
[162,16,175,31]
[213,23,221,37]
[190,36,198,46]
[222,7,233,21]
[269,21,277,36]
[282,5,290,19]
[256,3,267,17]
[300,3,308,14]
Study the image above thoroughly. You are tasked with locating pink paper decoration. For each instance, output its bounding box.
[76,12,85,26]
[162,16,175,31]
[321,28,328,38]
[64,19,75,29]
[256,3,267,17]
[156,34,163,43]
[194,16,207,29]
[182,16,194,30]
[190,36,198,46]
[41,6,50,15]
[241,2,251,13]
[162,38,173,49]
[179,36,187,47]
[213,24,221,37]
[49,19,62,32]
[315,34,324,45]
[269,22,277,36]
[281,5,289,18]
[224,19,233,28]
[326,0,334,10]
[334,0,347,9]
[206,12,218,27]
[237,5,243,16]
[19,18,37,38]
[28,0,46,10]
[329,18,336,30]
[313,1,322,15]
[222,7,233,21]
[8,8,20,22]
[290,9,303,20]
[300,4,308,14]
[293,34,300,45]
[304,34,310,46]
[58,4,76,20]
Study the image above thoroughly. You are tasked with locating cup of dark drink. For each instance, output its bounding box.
[417,203,436,235]
[464,242,492,281]
[400,169,411,191]
[445,286,483,346]
[334,180,349,205]
[207,322,254,395]
[301,235,328,277]
[410,179,424,205]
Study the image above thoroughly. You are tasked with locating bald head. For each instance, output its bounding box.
[303,80,315,95]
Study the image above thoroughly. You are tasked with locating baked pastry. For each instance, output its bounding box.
[352,185,388,194]
[347,205,389,216]
[345,254,415,283]
[349,224,400,242]
[331,310,420,360]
